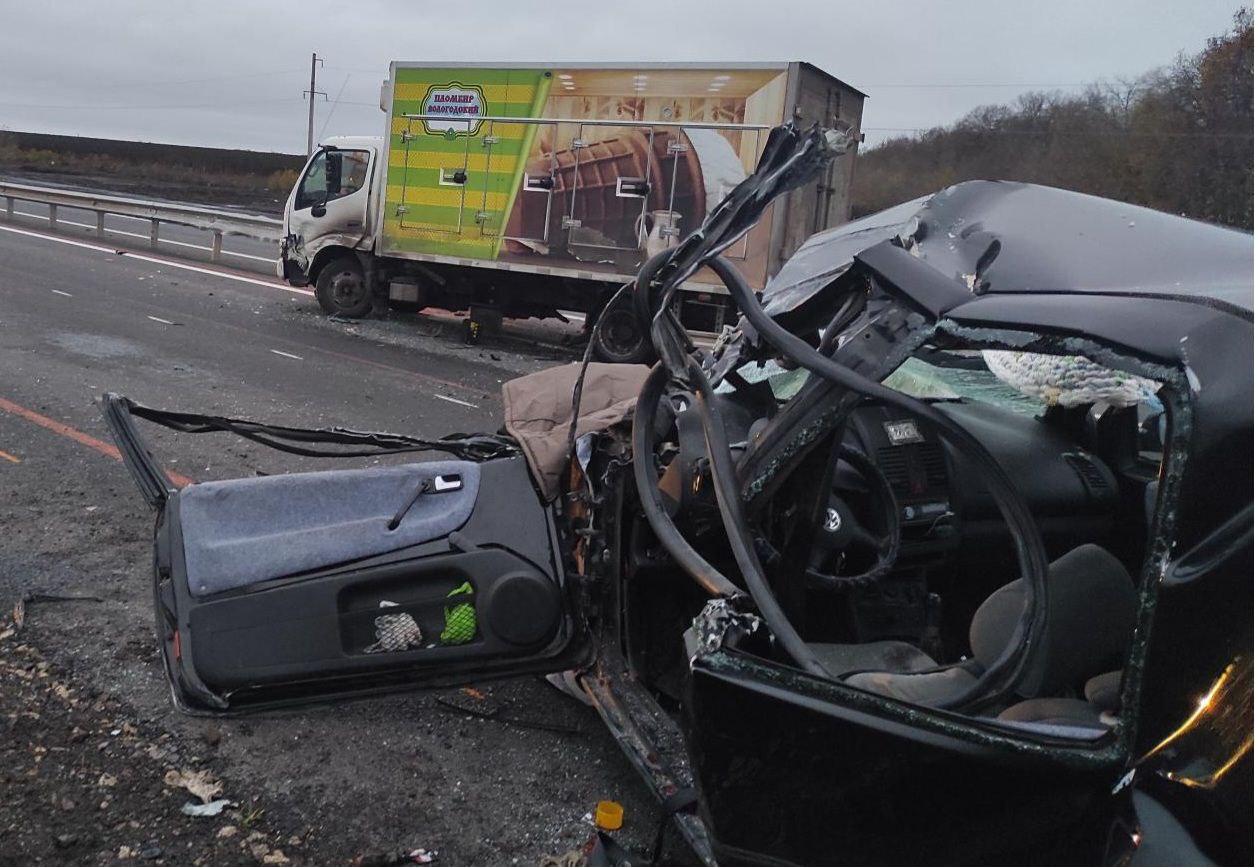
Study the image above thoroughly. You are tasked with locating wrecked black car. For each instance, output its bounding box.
[103,125,1252,866]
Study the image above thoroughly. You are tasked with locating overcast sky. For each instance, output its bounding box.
[1,0,1245,154]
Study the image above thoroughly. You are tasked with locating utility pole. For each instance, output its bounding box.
[304,53,326,155]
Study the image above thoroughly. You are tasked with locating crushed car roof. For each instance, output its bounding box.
[763,181,1253,319]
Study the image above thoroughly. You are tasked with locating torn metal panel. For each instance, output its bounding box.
[762,180,1252,319]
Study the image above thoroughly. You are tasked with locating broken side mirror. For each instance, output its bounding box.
[324,148,343,196]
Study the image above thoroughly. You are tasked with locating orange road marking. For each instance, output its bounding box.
[0,396,193,487]
[0,449,20,464]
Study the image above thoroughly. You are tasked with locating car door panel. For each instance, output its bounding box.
[153,455,580,713]
[101,396,585,714]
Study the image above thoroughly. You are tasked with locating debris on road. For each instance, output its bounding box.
[593,800,624,832]
[433,688,582,735]
[162,767,224,803]
[538,830,644,867]
[538,851,586,867]
[0,636,303,863]
[181,798,237,817]
[9,592,104,633]
[349,847,437,866]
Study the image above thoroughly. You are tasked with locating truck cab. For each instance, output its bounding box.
[279,136,382,317]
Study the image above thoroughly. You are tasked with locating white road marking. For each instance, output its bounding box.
[433,393,479,409]
[2,219,602,364]
[0,223,312,295]
[51,289,73,297]
[146,315,175,325]
[13,210,277,262]
[223,250,276,263]
[122,251,314,294]
[269,349,304,360]
[0,222,122,252]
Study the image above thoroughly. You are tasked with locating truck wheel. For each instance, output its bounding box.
[314,257,372,318]
[591,294,654,364]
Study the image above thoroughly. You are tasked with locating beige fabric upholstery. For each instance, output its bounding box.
[843,666,979,706]
[502,363,650,500]
[968,544,1135,698]
[997,697,1106,728]
[809,640,937,679]
[835,544,1135,709]
[1084,669,1123,712]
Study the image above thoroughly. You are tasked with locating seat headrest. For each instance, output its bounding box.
[969,544,1137,697]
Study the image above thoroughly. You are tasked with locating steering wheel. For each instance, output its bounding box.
[804,444,901,591]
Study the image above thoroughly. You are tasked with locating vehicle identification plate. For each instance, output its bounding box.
[884,419,925,445]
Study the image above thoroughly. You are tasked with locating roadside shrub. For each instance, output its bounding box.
[267,169,300,194]
[852,10,1253,229]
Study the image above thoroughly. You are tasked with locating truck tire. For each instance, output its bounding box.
[591,293,655,364]
[314,257,372,318]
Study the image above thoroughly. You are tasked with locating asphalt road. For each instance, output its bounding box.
[0,219,665,863]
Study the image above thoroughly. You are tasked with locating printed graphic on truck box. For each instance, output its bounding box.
[419,84,487,136]
[385,67,551,260]
[382,66,788,286]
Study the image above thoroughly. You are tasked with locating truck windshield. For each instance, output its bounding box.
[295,149,370,210]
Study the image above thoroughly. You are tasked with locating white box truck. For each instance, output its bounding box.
[278,62,865,361]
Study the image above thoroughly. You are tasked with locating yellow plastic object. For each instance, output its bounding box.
[594,800,624,831]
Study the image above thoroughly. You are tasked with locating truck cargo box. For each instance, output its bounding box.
[377,62,865,291]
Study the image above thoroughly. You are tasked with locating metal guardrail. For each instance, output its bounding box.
[0,180,283,262]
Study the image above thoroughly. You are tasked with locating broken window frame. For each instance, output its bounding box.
[714,319,1196,762]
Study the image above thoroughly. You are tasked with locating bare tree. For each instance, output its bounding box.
[852,12,1253,229]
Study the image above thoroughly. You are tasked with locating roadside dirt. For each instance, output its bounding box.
[1,629,303,865]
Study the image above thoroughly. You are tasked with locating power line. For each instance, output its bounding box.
[862,126,1253,138]
[859,82,1093,89]
[316,74,353,142]
[323,65,386,75]
[106,69,303,89]
[0,98,297,111]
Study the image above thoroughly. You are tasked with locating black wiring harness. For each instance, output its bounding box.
[117,397,519,462]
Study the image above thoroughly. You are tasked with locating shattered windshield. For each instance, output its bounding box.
[721,359,810,401]
[728,354,1039,414]
[884,355,1041,416]
[887,350,1166,420]
[732,350,1161,420]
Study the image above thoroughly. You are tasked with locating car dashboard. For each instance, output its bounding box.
[849,399,1120,549]
[836,399,1122,648]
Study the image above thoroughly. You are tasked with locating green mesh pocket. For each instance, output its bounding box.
[440,581,476,645]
